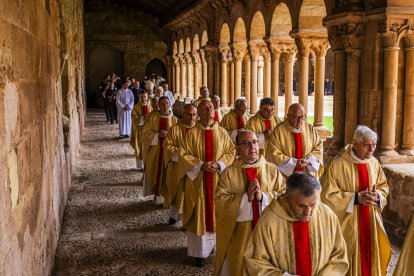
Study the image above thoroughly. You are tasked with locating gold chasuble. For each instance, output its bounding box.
[178,122,235,235]
[130,101,152,160]
[141,111,177,197]
[214,108,224,123]
[321,145,391,276]
[214,156,286,275]
[244,196,348,275]
[245,112,281,155]
[192,96,211,107]
[219,109,251,135]
[162,121,193,210]
[265,119,324,177]
[394,217,414,275]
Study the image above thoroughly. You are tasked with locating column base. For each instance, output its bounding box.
[326,138,345,157]
[398,148,414,156]
[314,125,332,140]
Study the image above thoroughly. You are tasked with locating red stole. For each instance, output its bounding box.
[264,119,272,130]
[142,105,149,116]
[245,168,260,230]
[236,115,244,129]
[204,129,214,232]
[293,221,312,276]
[357,163,372,276]
[214,110,219,122]
[154,117,168,197]
[293,132,303,172]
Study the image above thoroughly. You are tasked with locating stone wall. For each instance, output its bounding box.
[84,0,168,107]
[0,0,85,275]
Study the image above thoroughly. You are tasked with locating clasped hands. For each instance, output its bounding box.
[201,161,220,172]
[158,130,167,138]
[296,158,310,168]
[247,179,263,201]
[358,189,379,205]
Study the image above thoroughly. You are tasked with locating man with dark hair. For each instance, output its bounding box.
[116,79,134,139]
[141,96,177,204]
[244,172,348,275]
[214,130,285,275]
[246,97,281,155]
[192,86,211,107]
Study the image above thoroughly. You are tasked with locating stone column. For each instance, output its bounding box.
[402,34,414,155]
[296,39,312,112]
[185,53,193,98]
[165,54,173,87]
[174,56,181,96]
[179,55,187,98]
[313,40,330,134]
[203,45,217,93]
[244,55,251,108]
[219,46,229,107]
[199,49,208,87]
[379,27,400,155]
[267,42,281,111]
[232,47,245,102]
[249,45,260,113]
[264,56,271,98]
[230,59,235,106]
[192,51,201,99]
[284,51,296,114]
[257,58,264,98]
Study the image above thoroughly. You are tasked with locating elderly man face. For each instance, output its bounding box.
[236,131,259,164]
[198,100,215,122]
[259,104,275,120]
[287,189,319,222]
[182,105,197,127]
[200,87,209,98]
[155,88,164,97]
[158,98,170,115]
[140,92,148,103]
[162,83,169,92]
[235,102,247,116]
[353,138,377,160]
[212,96,220,109]
[287,103,306,129]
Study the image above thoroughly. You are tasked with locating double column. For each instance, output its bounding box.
[173,56,181,96]
[402,33,414,155]
[248,43,260,113]
[179,54,187,98]
[191,51,201,99]
[232,44,247,104]
[219,45,231,107]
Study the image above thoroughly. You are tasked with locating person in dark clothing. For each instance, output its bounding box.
[131,80,142,105]
[105,82,118,124]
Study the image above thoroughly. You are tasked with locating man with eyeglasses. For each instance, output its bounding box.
[220,98,251,142]
[163,104,197,225]
[246,98,281,155]
[141,96,178,204]
[321,125,390,276]
[266,103,323,178]
[214,130,286,275]
[178,100,235,267]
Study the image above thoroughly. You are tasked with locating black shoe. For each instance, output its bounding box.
[119,135,125,139]
[168,217,177,225]
[125,135,129,138]
[194,258,204,267]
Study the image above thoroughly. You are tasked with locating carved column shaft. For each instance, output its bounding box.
[174,59,181,95]
[264,58,271,98]
[180,58,187,97]
[244,56,251,110]
[270,52,280,110]
[333,50,347,147]
[402,46,414,152]
[230,61,235,106]
[284,53,295,114]
[220,59,228,107]
[249,45,259,113]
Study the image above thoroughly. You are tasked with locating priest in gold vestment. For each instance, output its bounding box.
[265,103,323,178]
[393,217,414,275]
[142,96,177,204]
[163,104,197,224]
[220,98,250,142]
[321,126,390,276]
[192,86,211,107]
[244,172,348,275]
[211,95,224,122]
[245,97,281,155]
[214,130,286,275]
[179,100,235,267]
[130,90,152,169]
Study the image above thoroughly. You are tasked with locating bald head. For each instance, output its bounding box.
[182,104,197,127]
[287,103,306,129]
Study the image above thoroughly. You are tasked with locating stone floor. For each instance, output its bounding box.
[53,110,401,276]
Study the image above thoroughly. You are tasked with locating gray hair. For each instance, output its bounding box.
[155,86,163,93]
[235,98,248,108]
[286,172,321,197]
[353,125,378,143]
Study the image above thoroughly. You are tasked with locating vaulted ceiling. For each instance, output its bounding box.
[106,0,198,24]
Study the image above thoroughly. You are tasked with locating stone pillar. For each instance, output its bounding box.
[249,45,260,113]
[296,39,312,112]
[402,35,414,155]
[244,55,251,108]
[192,51,201,98]
[203,45,217,93]
[165,54,173,88]
[268,43,281,111]
[284,51,296,114]
[313,40,330,135]
[232,45,246,103]
[179,55,187,98]
[219,46,229,107]
[379,28,400,155]
[257,58,264,98]
[174,56,181,95]
[199,49,208,87]
[185,53,193,98]
[230,60,235,106]
[264,56,271,98]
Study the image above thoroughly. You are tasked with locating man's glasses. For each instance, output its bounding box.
[238,140,259,147]
[288,114,307,121]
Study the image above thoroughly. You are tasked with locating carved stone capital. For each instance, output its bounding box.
[173,55,181,66]
[198,49,206,64]
[184,53,193,65]
[248,44,261,62]
[345,23,365,50]
[295,38,313,58]
[232,45,247,62]
[404,30,414,48]
[312,39,330,57]
[327,24,347,51]
[164,55,173,66]
[218,44,231,62]
[259,45,270,62]
[379,23,412,48]
[266,41,296,61]
[191,51,201,64]
[202,45,218,63]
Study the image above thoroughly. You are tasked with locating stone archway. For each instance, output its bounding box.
[145,58,167,80]
[86,48,124,108]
